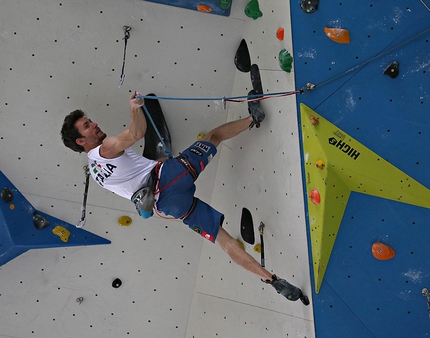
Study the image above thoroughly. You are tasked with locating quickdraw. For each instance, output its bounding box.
[118,26,131,88]
[76,165,90,228]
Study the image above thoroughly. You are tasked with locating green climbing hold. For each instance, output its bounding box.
[245,0,262,20]
[278,49,293,72]
[219,0,232,9]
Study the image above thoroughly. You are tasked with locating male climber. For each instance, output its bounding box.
[60,90,308,305]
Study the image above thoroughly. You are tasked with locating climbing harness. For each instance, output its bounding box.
[176,155,199,181]
[136,157,200,220]
[108,18,430,225]
[76,165,90,228]
[118,26,131,88]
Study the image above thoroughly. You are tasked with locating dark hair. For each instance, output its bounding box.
[61,109,86,152]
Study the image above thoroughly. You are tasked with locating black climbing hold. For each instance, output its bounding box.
[33,211,50,230]
[1,187,13,203]
[112,278,122,288]
[300,293,310,306]
[300,0,319,13]
[234,39,251,73]
[383,61,399,79]
[240,207,255,244]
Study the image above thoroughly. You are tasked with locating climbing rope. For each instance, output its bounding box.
[136,90,300,105]
[310,25,430,91]
[421,0,430,11]
[142,104,173,159]
[136,24,430,101]
[130,21,430,170]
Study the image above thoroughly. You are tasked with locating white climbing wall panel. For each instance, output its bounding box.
[0,0,314,337]
[189,1,314,336]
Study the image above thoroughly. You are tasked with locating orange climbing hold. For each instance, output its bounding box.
[324,27,350,44]
[276,27,284,41]
[310,188,321,205]
[310,115,319,125]
[197,4,212,12]
[372,242,395,260]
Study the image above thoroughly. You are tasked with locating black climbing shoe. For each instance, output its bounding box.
[250,64,263,96]
[264,275,310,306]
[247,90,265,129]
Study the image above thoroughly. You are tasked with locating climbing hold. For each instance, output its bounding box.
[33,212,50,230]
[309,115,319,125]
[324,27,351,44]
[1,187,13,203]
[219,0,231,9]
[197,132,205,140]
[112,278,122,288]
[276,27,285,41]
[237,239,245,250]
[118,215,132,226]
[372,242,395,260]
[197,4,212,12]
[253,243,261,253]
[234,39,251,72]
[310,188,321,205]
[244,0,263,20]
[52,226,70,243]
[300,0,319,13]
[383,61,399,79]
[315,160,325,170]
[278,49,293,72]
[10,204,15,210]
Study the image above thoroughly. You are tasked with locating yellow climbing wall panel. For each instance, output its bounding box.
[300,103,430,293]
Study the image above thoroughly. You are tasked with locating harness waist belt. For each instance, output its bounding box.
[176,156,198,181]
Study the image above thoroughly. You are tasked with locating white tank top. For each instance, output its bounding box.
[87,145,157,199]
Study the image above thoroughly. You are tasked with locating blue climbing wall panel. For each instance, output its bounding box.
[290,1,430,337]
[144,0,232,17]
[0,171,110,267]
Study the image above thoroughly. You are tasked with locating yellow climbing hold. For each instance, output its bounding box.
[253,243,261,253]
[9,204,14,210]
[52,226,70,243]
[315,160,325,170]
[197,132,205,140]
[237,239,245,250]
[118,216,132,226]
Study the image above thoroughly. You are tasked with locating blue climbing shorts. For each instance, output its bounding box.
[155,141,223,243]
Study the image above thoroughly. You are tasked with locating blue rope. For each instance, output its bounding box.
[142,104,173,159]
[136,90,300,103]
[138,90,299,160]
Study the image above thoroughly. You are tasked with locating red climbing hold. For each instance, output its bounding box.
[276,27,285,41]
[310,189,321,205]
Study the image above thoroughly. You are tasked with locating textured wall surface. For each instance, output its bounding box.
[0,1,313,337]
[291,1,430,337]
